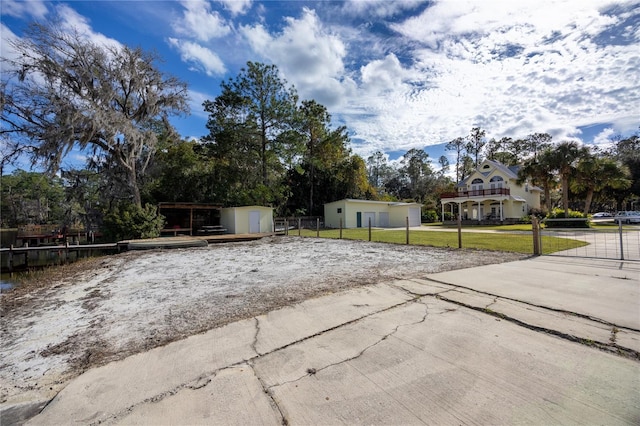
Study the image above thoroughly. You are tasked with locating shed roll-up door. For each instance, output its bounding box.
[408,208,421,227]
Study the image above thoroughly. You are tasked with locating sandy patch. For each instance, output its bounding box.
[0,236,526,407]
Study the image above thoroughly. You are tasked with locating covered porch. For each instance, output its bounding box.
[441,195,527,224]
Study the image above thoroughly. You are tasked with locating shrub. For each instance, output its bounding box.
[102,203,165,241]
[544,208,590,228]
[422,209,438,223]
[520,215,533,224]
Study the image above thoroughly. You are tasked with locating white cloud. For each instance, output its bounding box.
[56,4,122,50]
[241,7,355,107]
[342,0,426,18]
[217,0,252,16]
[168,38,226,76]
[592,127,617,148]
[338,0,640,156]
[0,24,20,71]
[173,0,231,42]
[0,0,48,19]
[187,89,213,119]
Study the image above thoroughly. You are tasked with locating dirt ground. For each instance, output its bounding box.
[0,236,527,409]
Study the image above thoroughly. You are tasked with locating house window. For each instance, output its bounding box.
[337,208,342,213]
[471,178,483,191]
[490,175,503,189]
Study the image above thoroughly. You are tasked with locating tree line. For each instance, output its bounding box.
[1,22,638,237]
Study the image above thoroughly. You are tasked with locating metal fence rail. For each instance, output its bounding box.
[542,219,639,261]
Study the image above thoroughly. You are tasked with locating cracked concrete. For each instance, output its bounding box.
[24,256,640,425]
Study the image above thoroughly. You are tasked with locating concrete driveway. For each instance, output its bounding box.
[20,256,640,425]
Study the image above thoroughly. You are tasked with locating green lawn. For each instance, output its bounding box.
[298,228,587,255]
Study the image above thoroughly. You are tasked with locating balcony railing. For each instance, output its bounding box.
[441,187,510,199]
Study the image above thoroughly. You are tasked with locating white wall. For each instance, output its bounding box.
[324,200,347,228]
[220,206,273,234]
[325,200,422,229]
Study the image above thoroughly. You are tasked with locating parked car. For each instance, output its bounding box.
[592,212,613,218]
[614,211,640,224]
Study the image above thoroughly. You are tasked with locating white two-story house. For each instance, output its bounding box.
[441,159,541,223]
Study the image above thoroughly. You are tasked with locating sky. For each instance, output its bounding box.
[1,0,639,170]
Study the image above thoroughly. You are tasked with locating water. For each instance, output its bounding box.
[0,248,113,293]
[0,278,14,291]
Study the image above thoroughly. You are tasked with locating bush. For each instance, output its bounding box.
[520,215,533,224]
[421,209,438,223]
[544,208,590,228]
[102,203,165,241]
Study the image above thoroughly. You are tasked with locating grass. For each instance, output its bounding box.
[298,228,587,255]
[436,223,534,231]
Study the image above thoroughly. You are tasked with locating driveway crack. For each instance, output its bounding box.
[248,363,288,425]
[423,277,640,333]
[435,294,640,361]
[268,301,430,390]
[251,317,261,356]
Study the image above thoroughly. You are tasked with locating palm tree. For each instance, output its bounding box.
[517,147,556,213]
[572,155,631,214]
[548,141,590,216]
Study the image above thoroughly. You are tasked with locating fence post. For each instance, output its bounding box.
[457,214,462,248]
[339,218,343,239]
[532,217,540,256]
[406,217,409,245]
[298,218,301,237]
[368,217,372,241]
[618,220,624,261]
[9,245,14,277]
[316,218,320,237]
[24,242,29,270]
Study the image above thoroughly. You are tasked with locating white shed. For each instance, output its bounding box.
[220,206,273,234]
[324,199,422,229]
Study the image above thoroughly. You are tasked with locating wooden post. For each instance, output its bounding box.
[8,245,14,277]
[298,218,301,236]
[285,219,289,236]
[457,213,462,249]
[368,217,372,241]
[406,217,410,245]
[24,242,29,270]
[65,241,70,264]
[316,218,320,237]
[532,217,540,256]
[339,218,343,239]
[189,207,193,236]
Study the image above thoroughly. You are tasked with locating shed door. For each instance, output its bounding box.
[356,212,362,228]
[408,208,421,227]
[363,212,376,227]
[379,212,390,227]
[249,211,261,233]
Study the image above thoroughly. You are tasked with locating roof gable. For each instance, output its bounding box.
[460,159,519,184]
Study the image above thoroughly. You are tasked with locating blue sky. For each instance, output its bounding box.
[1,0,639,171]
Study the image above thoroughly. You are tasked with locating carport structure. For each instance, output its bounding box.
[158,203,222,236]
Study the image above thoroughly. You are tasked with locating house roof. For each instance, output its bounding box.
[326,199,422,207]
[459,159,521,185]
